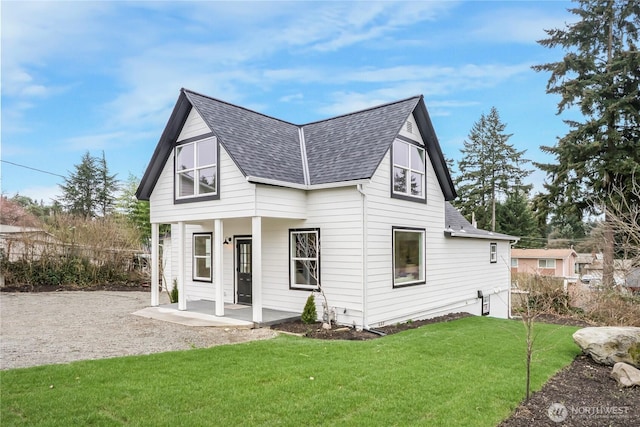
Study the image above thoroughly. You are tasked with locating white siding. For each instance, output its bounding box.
[178,108,210,141]
[398,113,425,145]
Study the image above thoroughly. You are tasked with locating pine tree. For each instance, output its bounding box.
[454,107,531,231]
[118,174,151,244]
[496,189,542,248]
[533,0,640,286]
[96,151,119,217]
[58,151,119,219]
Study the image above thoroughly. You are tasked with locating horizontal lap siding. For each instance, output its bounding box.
[259,189,364,325]
[178,108,210,141]
[256,186,306,219]
[366,150,464,327]
[150,112,257,224]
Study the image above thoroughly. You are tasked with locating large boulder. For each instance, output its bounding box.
[573,327,640,368]
[611,362,640,387]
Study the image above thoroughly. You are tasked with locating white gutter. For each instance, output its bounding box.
[444,229,519,242]
[246,176,370,190]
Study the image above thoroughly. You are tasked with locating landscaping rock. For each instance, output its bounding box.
[573,327,640,368]
[611,362,640,387]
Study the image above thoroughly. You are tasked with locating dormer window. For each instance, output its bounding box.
[175,136,219,203]
[392,139,425,201]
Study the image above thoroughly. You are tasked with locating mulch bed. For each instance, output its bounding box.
[0,283,151,292]
[272,313,640,426]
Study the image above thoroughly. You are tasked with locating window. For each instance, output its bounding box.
[290,229,320,290]
[490,243,497,263]
[193,233,212,281]
[538,258,556,269]
[393,227,425,287]
[175,137,218,201]
[392,139,425,201]
[482,295,490,316]
[511,258,518,268]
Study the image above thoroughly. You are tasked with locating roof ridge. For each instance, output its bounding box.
[181,88,299,127]
[303,95,423,127]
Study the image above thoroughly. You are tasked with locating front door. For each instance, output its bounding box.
[236,238,252,305]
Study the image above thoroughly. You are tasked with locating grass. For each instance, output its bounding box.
[0,316,580,426]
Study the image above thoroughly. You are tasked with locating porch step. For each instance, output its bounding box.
[132,307,254,328]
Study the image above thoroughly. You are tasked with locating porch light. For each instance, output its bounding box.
[223,237,232,245]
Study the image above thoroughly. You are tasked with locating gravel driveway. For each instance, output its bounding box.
[0,291,277,370]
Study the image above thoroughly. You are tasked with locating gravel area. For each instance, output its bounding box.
[0,291,277,370]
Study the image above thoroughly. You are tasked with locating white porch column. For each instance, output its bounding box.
[252,216,263,323]
[177,221,187,311]
[214,219,224,316]
[150,223,159,306]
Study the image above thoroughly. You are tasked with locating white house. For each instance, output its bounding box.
[136,89,517,328]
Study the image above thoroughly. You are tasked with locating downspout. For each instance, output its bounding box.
[357,183,368,329]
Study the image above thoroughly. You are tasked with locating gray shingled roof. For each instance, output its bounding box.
[302,97,420,185]
[444,202,517,241]
[137,89,456,200]
[185,91,305,185]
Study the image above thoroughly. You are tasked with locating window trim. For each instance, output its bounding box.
[192,233,212,282]
[390,136,427,203]
[538,258,556,269]
[490,243,497,263]
[392,226,426,288]
[174,134,220,204]
[289,228,321,291]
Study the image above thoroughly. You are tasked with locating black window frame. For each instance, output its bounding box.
[289,228,321,291]
[392,226,426,288]
[192,232,213,282]
[490,242,497,263]
[174,133,220,204]
[390,135,427,204]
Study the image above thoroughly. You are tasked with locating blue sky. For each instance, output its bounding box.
[1,0,577,204]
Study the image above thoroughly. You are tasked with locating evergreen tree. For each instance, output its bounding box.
[496,189,542,248]
[533,0,640,286]
[454,107,531,231]
[118,174,151,244]
[58,151,119,219]
[96,151,119,217]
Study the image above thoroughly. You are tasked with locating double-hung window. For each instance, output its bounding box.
[290,229,320,290]
[538,259,556,269]
[175,137,218,201]
[490,243,497,263]
[393,227,425,287]
[193,233,212,282]
[392,139,425,201]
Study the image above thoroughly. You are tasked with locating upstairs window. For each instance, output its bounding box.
[175,137,219,202]
[392,139,425,201]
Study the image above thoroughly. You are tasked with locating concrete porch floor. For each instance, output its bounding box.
[133,299,300,328]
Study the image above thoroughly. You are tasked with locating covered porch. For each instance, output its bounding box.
[148,215,306,324]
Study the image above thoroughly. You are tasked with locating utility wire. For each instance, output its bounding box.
[1,159,66,179]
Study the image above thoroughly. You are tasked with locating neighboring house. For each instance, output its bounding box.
[136,89,517,328]
[511,248,578,282]
[0,224,58,287]
[579,252,639,289]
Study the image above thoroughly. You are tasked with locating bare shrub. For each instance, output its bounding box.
[583,290,640,327]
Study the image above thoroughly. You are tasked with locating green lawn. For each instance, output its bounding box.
[0,316,580,426]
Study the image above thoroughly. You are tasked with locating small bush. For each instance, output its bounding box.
[169,279,179,303]
[301,293,317,324]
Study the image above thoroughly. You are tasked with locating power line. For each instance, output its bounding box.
[1,159,66,179]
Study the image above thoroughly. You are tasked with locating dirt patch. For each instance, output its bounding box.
[271,312,471,339]
[0,291,276,370]
[273,314,639,426]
